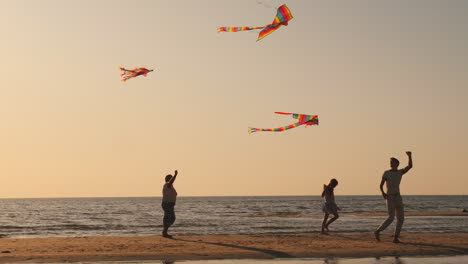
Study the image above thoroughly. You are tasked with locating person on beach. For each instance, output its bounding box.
[321,178,341,234]
[374,151,413,243]
[162,170,178,238]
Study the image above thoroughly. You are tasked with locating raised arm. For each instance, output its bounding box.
[401,151,413,174]
[168,170,178,186]
[380,177,387,200]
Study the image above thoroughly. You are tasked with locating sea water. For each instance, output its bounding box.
[0,196,466,238]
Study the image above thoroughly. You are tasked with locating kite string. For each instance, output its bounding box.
[256,0,282,9]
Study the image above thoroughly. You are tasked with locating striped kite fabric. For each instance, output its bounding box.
[218,4,293,41]
[248,112,319,134]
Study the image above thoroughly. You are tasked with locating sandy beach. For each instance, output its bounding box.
[0,233,467,263]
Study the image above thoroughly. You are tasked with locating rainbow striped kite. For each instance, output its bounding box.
[248,112,319,134]
[120,67,153,82]
[218,4,293,41]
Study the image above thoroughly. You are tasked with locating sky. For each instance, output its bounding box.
[0,0,467,198]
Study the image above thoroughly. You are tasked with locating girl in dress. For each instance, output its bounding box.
[321,178,340,234]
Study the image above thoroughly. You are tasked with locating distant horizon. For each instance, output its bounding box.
[1,194,467,200]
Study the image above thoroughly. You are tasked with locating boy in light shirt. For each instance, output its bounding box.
[375,152,413,243]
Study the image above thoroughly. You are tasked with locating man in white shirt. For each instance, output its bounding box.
[162,170,178,238]
[374,152,413,243]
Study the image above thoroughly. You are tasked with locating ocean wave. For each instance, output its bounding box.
[247,211,304,217]
[0,225,27,230]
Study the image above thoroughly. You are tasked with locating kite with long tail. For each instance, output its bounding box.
[120,67,153,82]
[248,112,319,134]
[218,4,293,41]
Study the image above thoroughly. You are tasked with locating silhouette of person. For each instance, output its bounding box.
[321,179,341,234]
[162,170,178,238]
[375,152,413,243]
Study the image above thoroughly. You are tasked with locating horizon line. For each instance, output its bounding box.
[0,194,466,199]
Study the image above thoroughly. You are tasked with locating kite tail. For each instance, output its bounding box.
[248,127,259,134]
[247,127,286,134]
[120,67,129,77]
[248,122,304,134]
[218,26,265,32]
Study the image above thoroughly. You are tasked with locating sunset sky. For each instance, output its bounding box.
[0,0,467,198]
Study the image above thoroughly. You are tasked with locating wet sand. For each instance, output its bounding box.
[354,211,468,217]
[0,233,467,263]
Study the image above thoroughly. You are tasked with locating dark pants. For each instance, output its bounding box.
[162,202,176,226]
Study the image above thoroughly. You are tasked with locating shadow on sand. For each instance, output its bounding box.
[324,234,468,254]
[173,238,293,258]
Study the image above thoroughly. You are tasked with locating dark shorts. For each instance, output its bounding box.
[162,202,176,226]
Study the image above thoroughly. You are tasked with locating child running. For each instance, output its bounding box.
[321,178,340,234]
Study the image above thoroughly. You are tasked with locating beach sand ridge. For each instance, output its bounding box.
[0,233,467,263]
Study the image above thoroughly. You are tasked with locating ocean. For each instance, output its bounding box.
[0,196,466,238]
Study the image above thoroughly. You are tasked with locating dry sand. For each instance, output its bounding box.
[0,233,467,263]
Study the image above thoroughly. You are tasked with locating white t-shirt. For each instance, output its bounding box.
[162,183,177,203]
[382,169,407,195]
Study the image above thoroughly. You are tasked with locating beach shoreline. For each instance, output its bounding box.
[0,233,467,263]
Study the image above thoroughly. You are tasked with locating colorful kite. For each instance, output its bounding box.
[248,112,318,134]
[218,4,293,41]
[119,67,153,82]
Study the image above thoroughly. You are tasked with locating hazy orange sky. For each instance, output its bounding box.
[0,0,467,198]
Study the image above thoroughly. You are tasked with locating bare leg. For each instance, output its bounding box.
[162,203,176,239]
[325,213,339,230]
[374,229,381,242]
[162,224,173,238]
[321,214,329,234]
[393,196,404,243]
[375,196,396,242]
